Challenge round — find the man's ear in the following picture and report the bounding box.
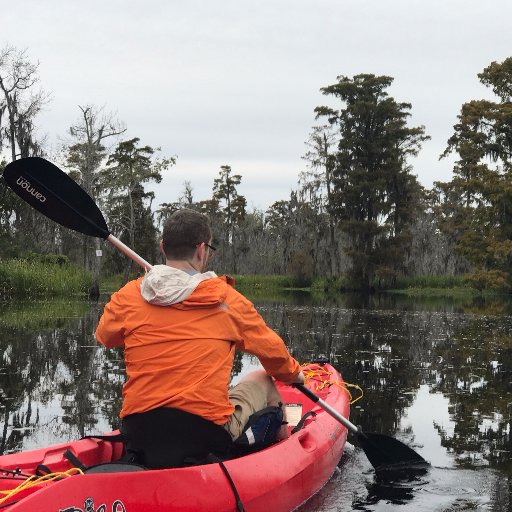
[196,242,206,260]
[159,240,166,257]
[198,242,211,265]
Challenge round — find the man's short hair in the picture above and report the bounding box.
[161,208,212,260]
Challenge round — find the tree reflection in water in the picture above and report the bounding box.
[0,300,124,454]
[0,293,510,510]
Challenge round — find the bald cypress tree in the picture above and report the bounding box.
[212,165,246,274]
[435,57,512,290]
[100,138,173,280]
[315,74,428,290]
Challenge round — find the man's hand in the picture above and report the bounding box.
[290,370,305,385]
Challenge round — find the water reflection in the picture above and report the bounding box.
[0,293,510,510]
[0,300,124,453]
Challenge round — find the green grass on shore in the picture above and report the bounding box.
[232,274,296,290]
[233,274,489,297]
[100,274,126,294]
[392,275,473,297]
[390,275,511,298]
[395,275,468,290]
[388,286,480,298]
[0,259,91,299]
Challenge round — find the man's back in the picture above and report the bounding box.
[96,268,299,424]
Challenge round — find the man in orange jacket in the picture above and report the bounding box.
[96,208,304,468]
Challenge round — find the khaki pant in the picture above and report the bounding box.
[223,381,267,441]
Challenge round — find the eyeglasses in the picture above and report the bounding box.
[196,242,216,259]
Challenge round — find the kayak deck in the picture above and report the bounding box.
[0,363,350,511]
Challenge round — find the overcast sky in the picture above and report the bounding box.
[2,0,511,211]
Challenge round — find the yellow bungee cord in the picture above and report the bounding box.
[301,362,364,404]
[0,467,83,505]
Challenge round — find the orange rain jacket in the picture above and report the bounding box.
[95,266,301,425]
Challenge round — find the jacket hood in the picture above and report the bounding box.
[140,264,219,306]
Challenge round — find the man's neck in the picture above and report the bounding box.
[165,259,201,273]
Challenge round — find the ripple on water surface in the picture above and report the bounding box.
[299,446,503,511]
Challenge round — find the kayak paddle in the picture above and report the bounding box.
[3,157,152,270]
[294,383,429,472]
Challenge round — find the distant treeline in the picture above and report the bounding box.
[1,44,511,292]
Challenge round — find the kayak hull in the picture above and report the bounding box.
[0,364,349,511]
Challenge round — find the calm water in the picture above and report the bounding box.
[0,292,510,511]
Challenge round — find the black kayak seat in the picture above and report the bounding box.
[84,462,147,474]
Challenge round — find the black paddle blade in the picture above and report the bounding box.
[358,432,429,472]
[3,157,110,239]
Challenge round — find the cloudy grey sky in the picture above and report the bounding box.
[3,0,511,211]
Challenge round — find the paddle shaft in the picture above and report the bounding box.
[107,234,153,271]
[293,383,359,435]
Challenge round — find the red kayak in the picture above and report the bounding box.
[0,363,350,511]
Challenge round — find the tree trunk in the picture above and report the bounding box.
[88,238,101,299]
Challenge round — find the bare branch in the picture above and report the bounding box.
[0,45,49,160]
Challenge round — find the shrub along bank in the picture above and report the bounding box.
[0,259,500,301]
[0,258,91,299]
